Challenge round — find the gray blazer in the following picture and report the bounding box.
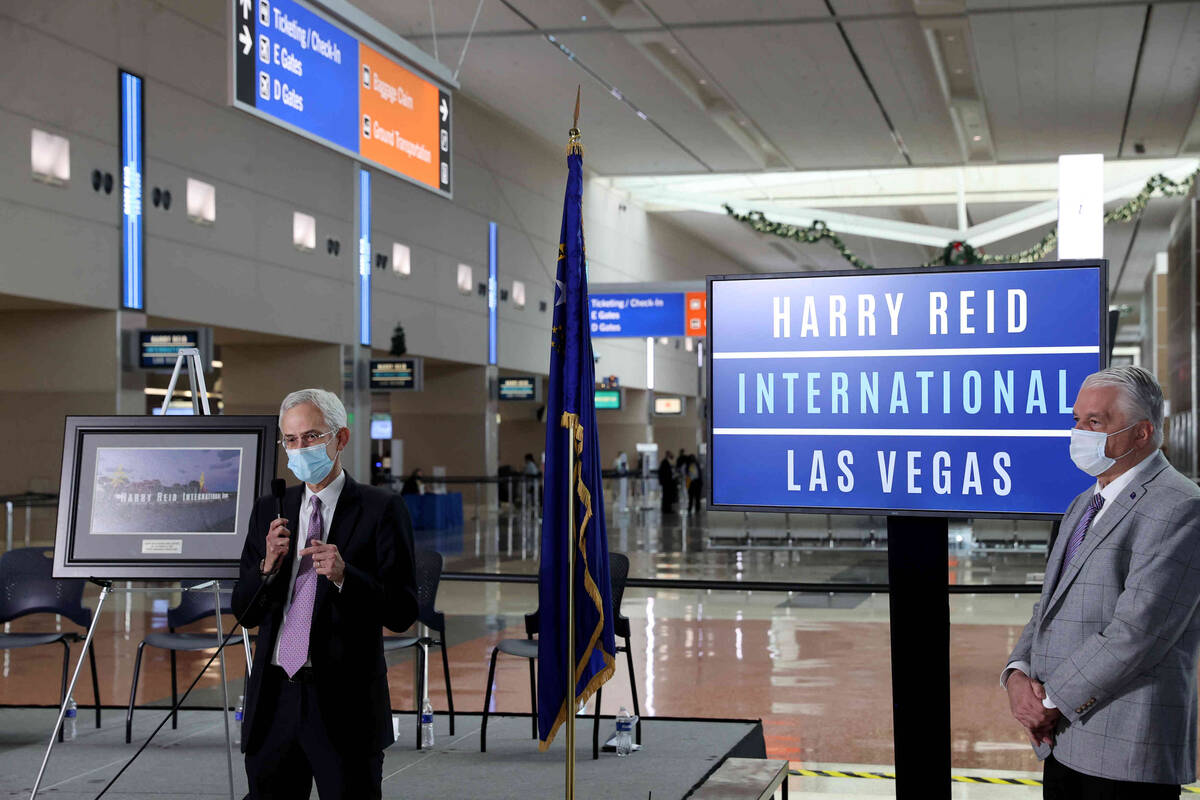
[1007,451,1200,784]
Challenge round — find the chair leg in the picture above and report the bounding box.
[527,656,537,740]
[58,640,69,743]
[624,638,641,744]
[169,649,178,730]
[126,642,147,744]
[481,647,499,753]
[592,686,602,760]
[439,636,455,736]
[88,640,101,728]
[415,644,426,750]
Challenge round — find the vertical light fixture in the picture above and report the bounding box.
[488,221,498,365]
[120,70,144,310]
[646,336,654,390]
[1057,154,1104,259]
[358,169,371,346]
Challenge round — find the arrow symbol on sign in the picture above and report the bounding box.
[240,0,251,19]
[239,25,252,55]
[439,98,448,122]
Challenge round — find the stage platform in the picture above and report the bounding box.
[0,708,766,799]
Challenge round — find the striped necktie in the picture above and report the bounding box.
[1056,492,1104,586]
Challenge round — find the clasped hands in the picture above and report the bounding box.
[262,517,346,585]
[1006,671,1061,747]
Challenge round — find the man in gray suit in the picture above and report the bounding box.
[1004,365,1200,798]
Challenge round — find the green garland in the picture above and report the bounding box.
[725,168,1199,270]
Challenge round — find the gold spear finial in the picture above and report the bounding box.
[568,85,583,155]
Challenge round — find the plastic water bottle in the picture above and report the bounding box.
[63,696,77,741]
[420,698,435,748]
[233,695,244,745]
[615,706,634,757]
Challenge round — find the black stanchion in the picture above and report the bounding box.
[887,515,950,799]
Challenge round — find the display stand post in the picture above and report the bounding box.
[29,580,111,799]
[887,515,950,799]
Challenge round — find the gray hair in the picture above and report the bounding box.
[1081,365,1164,447]
[279,388,348,432]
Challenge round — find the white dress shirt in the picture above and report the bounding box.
[270,469,345,669]
[1002,451,1160,706]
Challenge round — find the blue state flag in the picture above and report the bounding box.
[537,143,616,750]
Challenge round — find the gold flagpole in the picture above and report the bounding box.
[565,84,582,800]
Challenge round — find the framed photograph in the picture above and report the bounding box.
[53,415,277,579]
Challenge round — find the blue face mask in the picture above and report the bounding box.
[287,440,337,485]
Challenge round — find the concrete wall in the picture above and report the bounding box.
[0,1,739,390]
[0,309,119,494]
[0,0,741,497]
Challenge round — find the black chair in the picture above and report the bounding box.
[480,552,635,758]
[383,548,455,747]
[125,580,241,743]
[603,552,641,745]
[0,547,101,741]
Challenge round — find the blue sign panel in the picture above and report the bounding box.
[589,292,684,338]
[120,71,144,310]
[708,263,1106,517]
[244,0,359,151]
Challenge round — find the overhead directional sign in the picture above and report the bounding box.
[708,262,1106,517]
[232,0,451,196]
[589,291,707,338]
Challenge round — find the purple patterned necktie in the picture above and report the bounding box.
[1055,492,1104,586]
[277,496,322,677]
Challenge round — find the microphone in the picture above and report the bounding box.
[271,478,287,519]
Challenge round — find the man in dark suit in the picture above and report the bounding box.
[234,388,417,799]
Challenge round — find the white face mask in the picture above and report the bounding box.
[1068,423,1137,477]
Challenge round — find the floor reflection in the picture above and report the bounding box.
[0,503,1061,775]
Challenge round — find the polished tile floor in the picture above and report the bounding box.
[2,503,1191,796]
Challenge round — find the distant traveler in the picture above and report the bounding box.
[613,450,629,511]
[233,388,418,799]
[1002,366,1200,798]
[685,457,703,515]
[523,453,540,506]
[400,468,424,496]
[658,450,678,513]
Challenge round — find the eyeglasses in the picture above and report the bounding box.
[278,430,335,450]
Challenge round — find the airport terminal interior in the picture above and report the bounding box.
[3,0,1200,797]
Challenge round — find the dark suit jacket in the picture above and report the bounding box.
[232,473,418,755]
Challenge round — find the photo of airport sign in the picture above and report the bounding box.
[232,0,451,196]
[707,261,1106,517]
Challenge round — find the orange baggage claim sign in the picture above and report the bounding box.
[359,43,448,193]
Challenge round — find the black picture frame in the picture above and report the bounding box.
[705,259,1108,520]
[52,415,277,579]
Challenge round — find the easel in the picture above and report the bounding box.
[30,349,244,800]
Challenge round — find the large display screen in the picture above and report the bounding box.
[707,261,1106,517]
[232,0,451,197]
[53,416,277,579]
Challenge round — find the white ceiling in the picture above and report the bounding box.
[346,0,1200,338]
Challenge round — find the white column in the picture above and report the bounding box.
[1057,154,1104,259]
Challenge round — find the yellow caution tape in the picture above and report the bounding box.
[789,768,1200,791]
